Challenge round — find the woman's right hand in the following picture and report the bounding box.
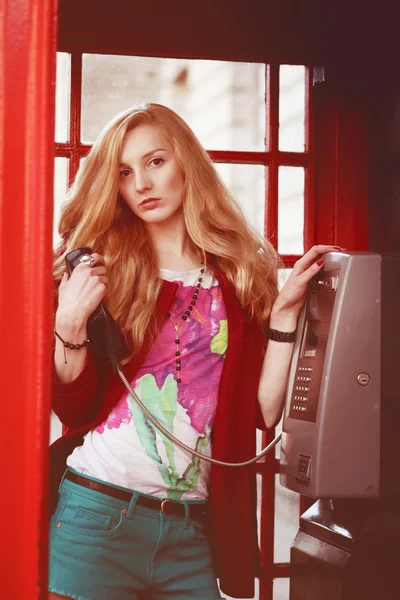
[56,253,108,330]
[54,253,108,382]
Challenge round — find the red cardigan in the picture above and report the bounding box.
[50,267,267,598]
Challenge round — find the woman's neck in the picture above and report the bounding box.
[157,249,203,271]
[145,218,202,271]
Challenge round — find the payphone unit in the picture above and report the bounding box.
[280,251,400,499]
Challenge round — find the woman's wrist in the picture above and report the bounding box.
[55,310,88,340]
[269,306,298,332]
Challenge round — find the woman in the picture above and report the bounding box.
[49,103,340,599]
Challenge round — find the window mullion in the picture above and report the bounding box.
[258,62,281,600]
[69,51,83,186]
[210,150,270,165]
[54,145,73,157]
[265,63,279,250]
[259,431,277,600]
[209,150,309,167]
[304,66,316,252]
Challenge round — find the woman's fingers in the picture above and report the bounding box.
[70,264,108,289]
[89,265,107,277]
[274,247,343,316]
[57,253,108,322]
[292,245,342,274]
[67,255,106,277]
[92,275,108,287]
[59,271,69,286]
[89,252,105,267]
[296,256,325,286]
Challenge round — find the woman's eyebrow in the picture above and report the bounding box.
[119,148,168,167]
[143,148,168,158]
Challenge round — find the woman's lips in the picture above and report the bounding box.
[140,198,161,210]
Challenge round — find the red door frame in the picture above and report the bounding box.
[0,1,58,598]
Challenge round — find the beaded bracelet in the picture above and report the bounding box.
[54,330,90,364]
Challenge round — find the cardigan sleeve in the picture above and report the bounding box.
[52,353,100,429]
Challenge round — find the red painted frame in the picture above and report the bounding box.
[1,1,58,598]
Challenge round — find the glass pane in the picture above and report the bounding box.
[274,473,299,563]
[81,54,265,151]
[278,167,304,255]
[215,163,265,236]
[276,266,294,458]
[278,268,292,292]
[256,428,263,453]
[274,577,290,600]
[275,418,283,460]
[53,157,69,247]
[50,412,62,444]
[279,65,305,152]
[274,259,290,453]
[51,157,69,442]
[55,52,70,143]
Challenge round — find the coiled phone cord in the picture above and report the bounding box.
[117,366,282,467]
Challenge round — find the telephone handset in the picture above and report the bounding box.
[65,247,281,467]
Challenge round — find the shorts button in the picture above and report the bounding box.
[122,509,127,515]
[57,522,61,528]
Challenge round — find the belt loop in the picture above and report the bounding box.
[183,502,190,528]
[58,467,70,494]
[125,490,139,520]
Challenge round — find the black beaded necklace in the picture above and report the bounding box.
[167,265,205,384]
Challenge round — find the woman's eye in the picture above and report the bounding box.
[119,169,131,179]
[150,158,164,167]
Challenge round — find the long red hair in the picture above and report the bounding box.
[53,104,280,361]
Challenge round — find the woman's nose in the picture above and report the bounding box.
[135,170,152,194]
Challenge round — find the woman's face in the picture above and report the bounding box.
[118,124,185,226]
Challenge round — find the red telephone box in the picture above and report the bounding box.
[4,2,396,599]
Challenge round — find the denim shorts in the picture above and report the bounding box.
[49,468,224,600]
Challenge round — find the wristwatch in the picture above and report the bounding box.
[268,327,296,343]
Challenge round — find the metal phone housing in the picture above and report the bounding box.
[279,251,400,499]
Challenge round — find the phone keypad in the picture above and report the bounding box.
[291,366,314,414]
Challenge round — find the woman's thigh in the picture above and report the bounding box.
[48,482,146,600]
[49,476,221,599]
[150,514,223,600]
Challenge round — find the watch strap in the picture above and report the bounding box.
[268,327,296,343]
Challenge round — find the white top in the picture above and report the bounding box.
[67,266,228,500]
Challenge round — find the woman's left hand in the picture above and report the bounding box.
[270,245,343,329]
